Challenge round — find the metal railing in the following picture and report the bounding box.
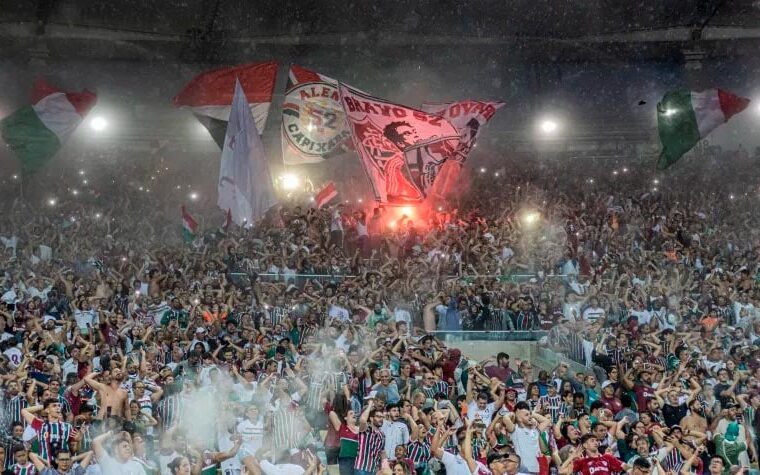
[428,330,548,342]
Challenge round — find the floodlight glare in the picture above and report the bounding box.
[90,116,108,131]
[281,174,301,190]
[540,119,558,134]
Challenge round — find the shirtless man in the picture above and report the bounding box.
[680,398,708,435]
[84,369,131,420]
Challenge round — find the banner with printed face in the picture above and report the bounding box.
[338,84,459,205]
[281,65,353,165]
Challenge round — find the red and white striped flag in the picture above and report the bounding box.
[181,205,198,242]
[314,182,338,209]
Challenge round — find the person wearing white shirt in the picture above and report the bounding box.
[582,298,606,323]
[381,403,411,458]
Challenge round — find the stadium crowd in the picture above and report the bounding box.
[1,153,760,475]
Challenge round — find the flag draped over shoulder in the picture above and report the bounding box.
[338,84,459,205]
[173,61,278,148]
[281,65,353,165]
[657,88,749,170]
[218,79,278,226]
[1,78,96,173]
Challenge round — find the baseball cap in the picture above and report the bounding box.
[364,390,378,400]
[601,380,613,389]
[195,327,206,334]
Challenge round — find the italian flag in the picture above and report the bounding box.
[181,206,198,242]
[657,88,750,169]
[0,78,96,173]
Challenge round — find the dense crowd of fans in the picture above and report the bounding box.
[2,152,760,475]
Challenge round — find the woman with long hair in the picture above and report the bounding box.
[328,398,359,475]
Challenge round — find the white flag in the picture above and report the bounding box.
[218,79,278,225]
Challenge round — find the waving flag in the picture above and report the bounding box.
[657,89,749,169]
[1,78,96,173]
[218,79,278,225]
[281,65,353,165]
[173,61,278,148]
[421,100,504,164]
[339,84,459,205]
[314,182,338,208]
[181,206,198,242]
[420,100,504,199]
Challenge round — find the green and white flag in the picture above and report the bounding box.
[657,88,749,170]
[1,78,96,173]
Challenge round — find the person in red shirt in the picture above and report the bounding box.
[599,381,622,415]
[560,434,630,475]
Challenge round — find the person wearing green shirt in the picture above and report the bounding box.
[367,304,389,329]
[713,422,747,475]
[160,298,189,329]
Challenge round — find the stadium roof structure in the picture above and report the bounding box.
[1,0,760,63]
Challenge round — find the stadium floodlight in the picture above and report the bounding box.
[281,174,300,190]
[189,192,199,201]
[539,118,559,134]
[522,211,540,226]
[89,116,108,131]
[47,198,57,206]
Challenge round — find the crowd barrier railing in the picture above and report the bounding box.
[427,330,548,342]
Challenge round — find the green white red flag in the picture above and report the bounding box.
[0,78,96,173]
[657,89,750,169]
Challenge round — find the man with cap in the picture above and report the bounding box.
[189,327,210,352]
[599,380,622,415]
[487,452,523,475]
[622,361,656,412]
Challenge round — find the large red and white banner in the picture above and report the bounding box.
[421,100,504,164]
[421,100,504,199]
[339,84,459,205]
[281,65,353,165]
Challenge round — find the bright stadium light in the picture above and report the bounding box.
[89,116,108,131]
[522,211,540,226]
[71,189,79,196]
[281,174,300,190]
[47,198,57,207]
[539,119,559,134]
[189,192,199,201]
